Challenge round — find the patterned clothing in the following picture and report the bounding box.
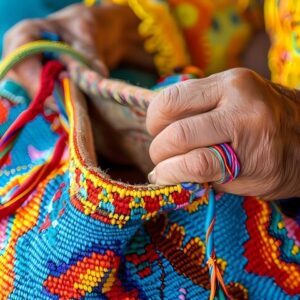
[109,0,262,75]
[265,0,300,88]
[108,0,300,90]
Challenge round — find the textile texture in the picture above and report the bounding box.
[0,57,299,300]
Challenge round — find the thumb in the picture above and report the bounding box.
[148,148,222,185]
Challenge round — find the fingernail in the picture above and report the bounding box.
[148,170,157,184]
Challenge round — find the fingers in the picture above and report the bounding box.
[148,148,222,185]
[3,19,57,96]
[3,19,55,56]
[48,7,108,75]
[146,74,224,136]
[149,111,231,164]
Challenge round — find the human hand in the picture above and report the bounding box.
[3,3,153,96]
[146,68,300,199]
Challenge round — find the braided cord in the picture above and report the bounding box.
[0,40,154,111]
[68,60,153,111]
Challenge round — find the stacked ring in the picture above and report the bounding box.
[208,143,241,184]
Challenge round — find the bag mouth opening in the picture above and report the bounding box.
[68,77,174,190]
[67,74,207,227]
[86,92,150,185]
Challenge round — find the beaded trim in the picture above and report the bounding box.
[0,164,33,177]
[64,78,207,228]
[0,41,299,300]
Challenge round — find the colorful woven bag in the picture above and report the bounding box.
[0,41,299,300]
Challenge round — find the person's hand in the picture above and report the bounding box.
[146,68,300,200]
[3,3,154,96]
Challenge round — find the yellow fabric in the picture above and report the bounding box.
[111,0,190,75]
[265,0,300,88]
[91,0,300,87]
[169,0,261,74]
[110,0,261,75]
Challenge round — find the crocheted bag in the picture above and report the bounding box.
[0,41,299,300]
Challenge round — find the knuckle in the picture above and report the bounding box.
[259,176,282,199]
[4,21,29,42]
[3,20,32,51]
[258,104,272,121]
[147,85,185,135]
[229,67,255,79]
[228,68,258,88]
[198,87,209,103]
[159,84,184,116]
[180,155,191,175]
[196,152,212,177]
[198,81,216,102]
[186,151,212,180]
[169,120,191,147]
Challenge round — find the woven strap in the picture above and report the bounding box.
[0,41,86,218]
[0,40,153,112]
[0,41,89,79]
[0,60,67,218]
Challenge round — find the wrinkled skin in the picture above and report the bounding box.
[3,3,300,200]
[3,3,153,96]
[147,68,300,200]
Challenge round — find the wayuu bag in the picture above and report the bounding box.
[0,41,299,300]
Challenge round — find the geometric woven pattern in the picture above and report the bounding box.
[0,70,299,299]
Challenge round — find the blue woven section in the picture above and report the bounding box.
[0,87,300,299]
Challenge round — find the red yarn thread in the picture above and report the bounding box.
[0,61,65,219]
[0,61,64,167]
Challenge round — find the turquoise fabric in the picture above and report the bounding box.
[0,0,80,57]
[0,72,300,299]
[0,79,30,104]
